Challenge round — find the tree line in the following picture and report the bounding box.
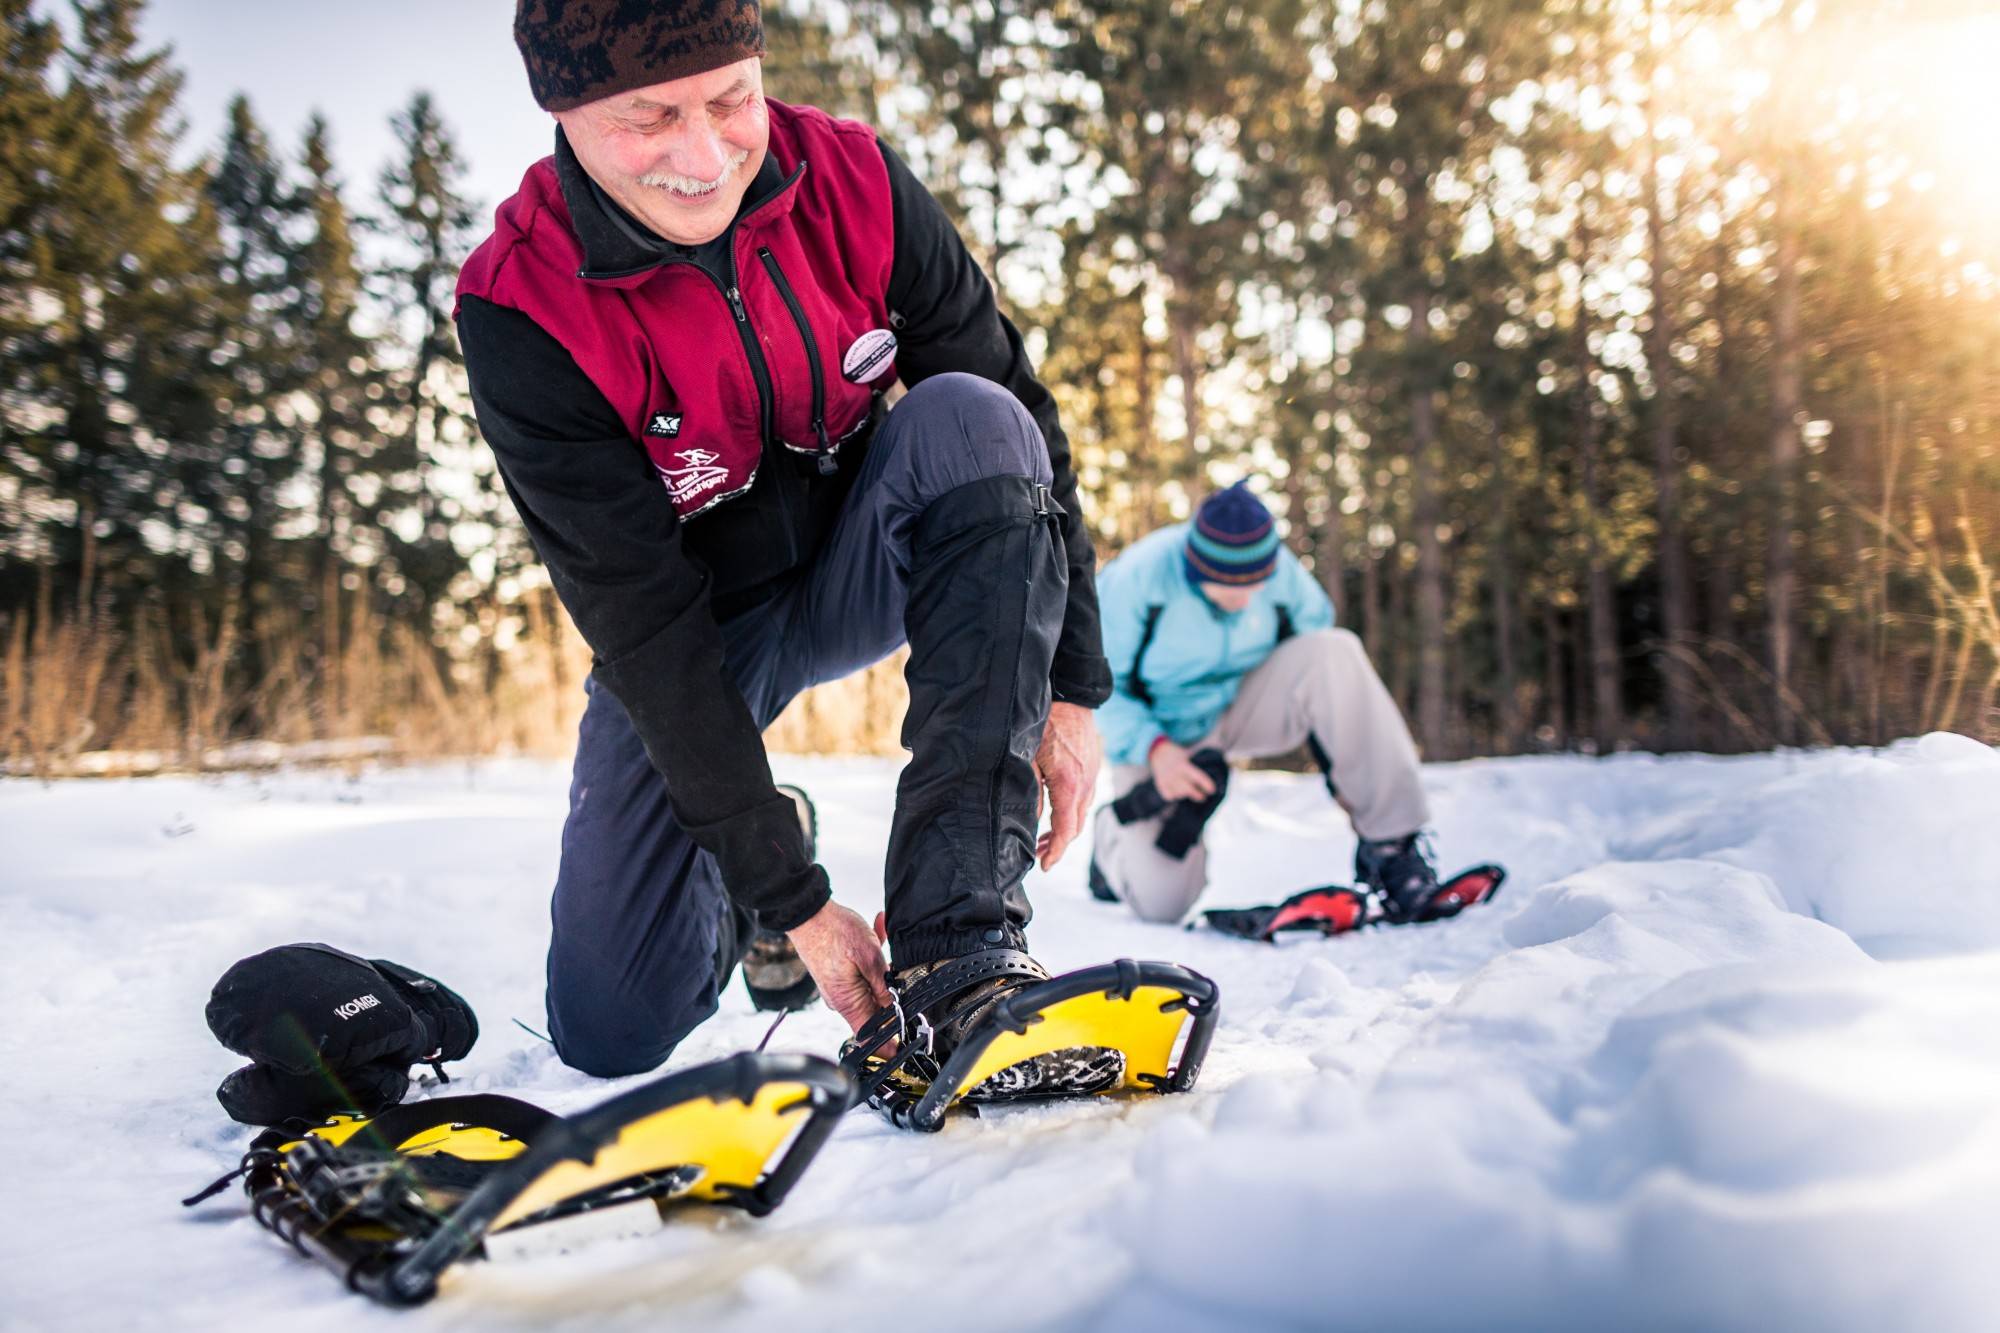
[828,0,1999,754]
[2,0,1995,769]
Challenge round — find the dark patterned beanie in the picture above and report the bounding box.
[515,0,767,113]
[1185,481,1280,586]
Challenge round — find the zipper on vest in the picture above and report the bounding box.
[757,246,835,475]
[721,278,777,452]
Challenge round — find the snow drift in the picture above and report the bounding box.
[4,735,1998,1331]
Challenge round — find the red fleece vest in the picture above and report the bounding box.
[456,101,898,518]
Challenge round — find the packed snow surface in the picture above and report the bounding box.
[5,735,2000,1331]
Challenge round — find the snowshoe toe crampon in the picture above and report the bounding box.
[839,948,1218,1132]
[183,1052,850,1305]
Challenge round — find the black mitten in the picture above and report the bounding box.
[205,943,478,1126]
[215,1058,413,1127]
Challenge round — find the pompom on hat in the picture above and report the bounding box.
[1184,481,1280,586]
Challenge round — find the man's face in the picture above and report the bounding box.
[554,58,770,246]
[1199,580,1267,614]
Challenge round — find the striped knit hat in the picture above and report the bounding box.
[1185,481,1280,586]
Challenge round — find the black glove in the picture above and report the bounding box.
[205,943,478,1127]
[1108,748,1231,861]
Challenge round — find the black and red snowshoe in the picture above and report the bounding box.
[1199,865,1507,942]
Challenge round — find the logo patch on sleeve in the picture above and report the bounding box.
[645,411,683,438]
[841,329,897,384]
[658,448,729,506]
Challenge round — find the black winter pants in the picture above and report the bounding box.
[546,374,1062,1076]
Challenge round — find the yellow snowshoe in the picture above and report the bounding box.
[840,950,1218,1132]
[182,1051,850,1305]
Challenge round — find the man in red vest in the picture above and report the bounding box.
[458,2,1110,1077]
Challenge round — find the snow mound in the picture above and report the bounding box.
[1618,732,2000,954]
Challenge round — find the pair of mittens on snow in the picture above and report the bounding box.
[205,943,478,1127]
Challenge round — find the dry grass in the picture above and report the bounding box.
[1,562,909,778]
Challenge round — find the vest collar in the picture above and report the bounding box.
[555,126,802,287]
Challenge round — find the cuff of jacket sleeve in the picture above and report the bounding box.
[754,864,833,934]
[1051,653,1113,708]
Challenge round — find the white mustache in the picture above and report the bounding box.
[640,149,750,198]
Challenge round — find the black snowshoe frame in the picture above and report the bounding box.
[190,1051,851,1306]
[842,951,1219,1133]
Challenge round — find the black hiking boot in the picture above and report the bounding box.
[877,949,1125,1102]
[743,785,821,1013]
[1355,832,1442,924]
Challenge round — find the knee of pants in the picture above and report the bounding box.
[1295,626,1366,662]
[886,372,1050,494]
[1126,880,1204,925]
[546,957,715,1079]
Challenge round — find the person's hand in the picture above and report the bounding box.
[1034,701,1101,870]
[1148,739,1217,803]
[787,900,891,1034]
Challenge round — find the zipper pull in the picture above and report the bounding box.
[813,419,834,472]
[726,287,748,322]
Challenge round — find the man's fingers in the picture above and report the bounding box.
[1041,787,1082,868]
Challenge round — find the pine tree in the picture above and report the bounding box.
[369,91,483,617]
[32,0,225,593]
[0,0,63,582]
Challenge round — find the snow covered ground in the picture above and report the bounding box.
[5,734,2000,1331]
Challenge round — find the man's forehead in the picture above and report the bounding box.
[604,61,760,114]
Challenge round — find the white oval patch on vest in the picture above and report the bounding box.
[842,328,897,383]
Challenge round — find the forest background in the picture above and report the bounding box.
[4,0,1996,777]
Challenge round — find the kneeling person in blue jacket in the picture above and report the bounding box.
[1089,481,1437,923]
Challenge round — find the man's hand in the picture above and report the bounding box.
[1148,739,1217,803]
[787,900,891,1034]
[1035,700,1101,871]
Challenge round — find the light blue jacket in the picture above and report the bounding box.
[1094,522,1336,767]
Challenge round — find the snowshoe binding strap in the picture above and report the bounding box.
[838,948,1052,1114]
[842,954,1220,1133]
[1201,885,1371,941]
[187,1051,852,1306]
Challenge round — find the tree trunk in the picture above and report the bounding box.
[1487,416,1521,752]
[1643,2,1697,749]
[1575,222,1623,751]
[1169,289,1203,460]
[1361,480,1384,660]
[1133,286,1159,534]
[1767,164,1803,746]
[1410,287,1448,758]
[1543,602,1568,749]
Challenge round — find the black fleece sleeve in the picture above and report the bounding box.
[877,140,1114,708]
[456,294,829,931]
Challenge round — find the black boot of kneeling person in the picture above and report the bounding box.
[1355,831,1441,924]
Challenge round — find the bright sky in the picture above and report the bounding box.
[139,0,555,223]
